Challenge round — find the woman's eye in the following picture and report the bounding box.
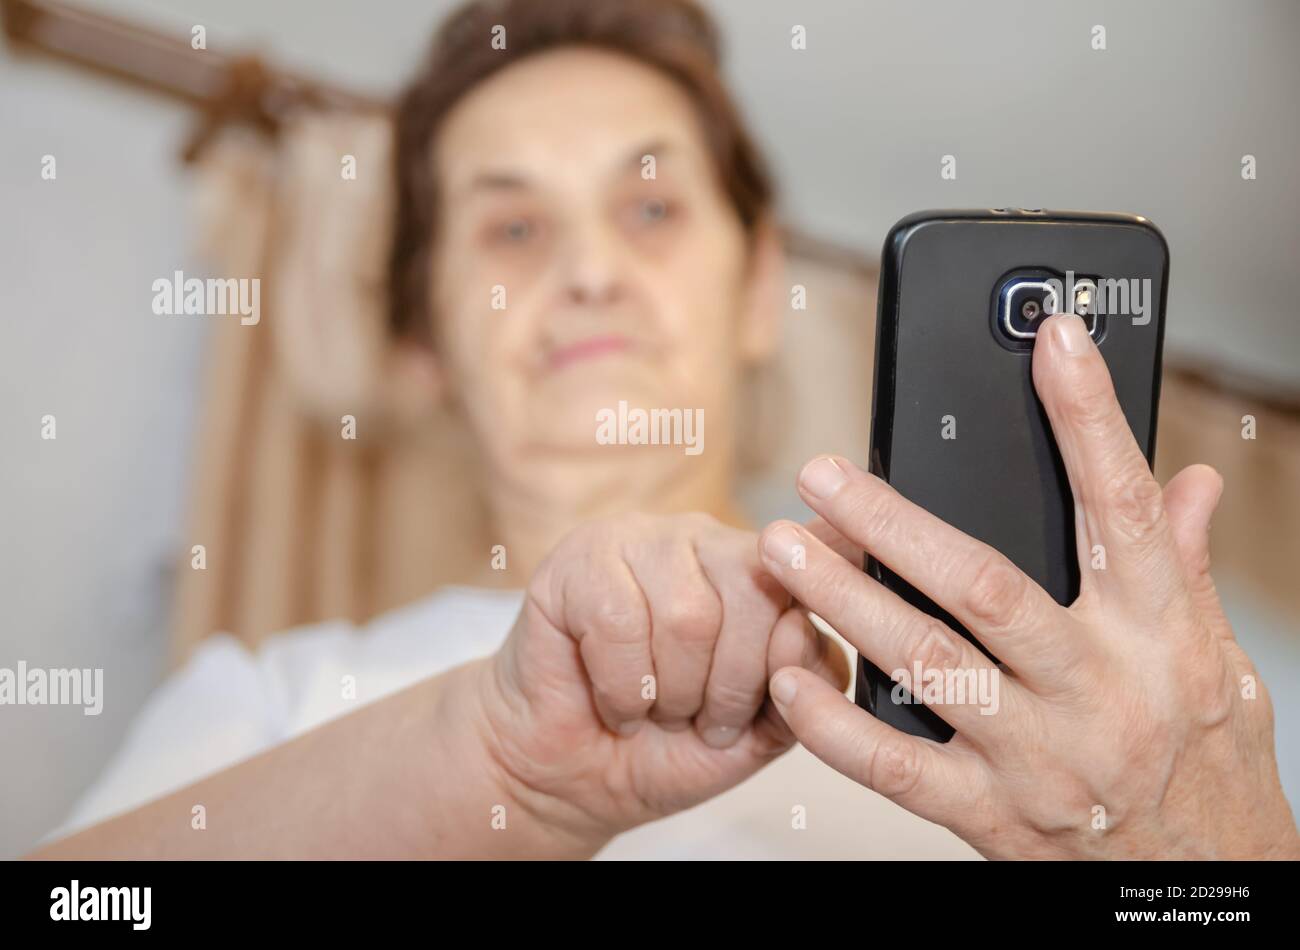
[638,198,671,224]
[501,218,533,242]
[622,196,676,231]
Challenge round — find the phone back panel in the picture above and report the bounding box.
[857,210,1169,741]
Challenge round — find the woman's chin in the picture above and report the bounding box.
[514,404,701,458]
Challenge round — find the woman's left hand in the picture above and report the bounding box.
[759,312,1300,860]
[471,512,849,856]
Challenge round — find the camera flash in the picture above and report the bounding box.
[1073,280,1097,317]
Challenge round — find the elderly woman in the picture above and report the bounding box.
[34,0,1298,860]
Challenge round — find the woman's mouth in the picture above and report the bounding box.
[547,334,633,371]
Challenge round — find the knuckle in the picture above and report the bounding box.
[592,677,644,715]
[964,553,1029,631]
[844,482,899,544]
[705,676,764,719]
[909,620,964,673]
[1181,635,1236,727]
[1197,684,1235,731]
[800,557,846,607]
[1104,470,1167,544]
[867,735,925,799]
[660,588,721,645]
[1188,544,1214,580]
[1060,373,1121,434]
[590,593,650,646]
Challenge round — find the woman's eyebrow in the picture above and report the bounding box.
[464,170,532,193]
[443,169,533,211]
[452,137,683,201]
[623,138,673,170]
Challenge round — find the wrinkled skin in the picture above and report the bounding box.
[761,313,1299,860]
[475,513,849,849]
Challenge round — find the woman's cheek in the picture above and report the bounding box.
[474,227,555,293]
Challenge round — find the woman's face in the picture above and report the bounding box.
[429,46,778,473]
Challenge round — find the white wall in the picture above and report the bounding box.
[723,0,1300,384]
[0,46,208,855]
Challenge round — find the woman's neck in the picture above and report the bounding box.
[478,449,746,585]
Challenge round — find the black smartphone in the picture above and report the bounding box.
[855,208,1169,741]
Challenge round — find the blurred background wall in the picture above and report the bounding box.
[2,0,1298,857]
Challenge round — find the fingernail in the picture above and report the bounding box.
[700,724,740,749]
[1054,313,1089,355]
[799,456,849,499]
[619,719,643,737]
[770,672,798,707]
[761,522,802,566]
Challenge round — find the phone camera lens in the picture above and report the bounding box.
[998,279,1059,341]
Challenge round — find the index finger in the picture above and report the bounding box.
[790,457,1084,690]
[1032,313,1183,611]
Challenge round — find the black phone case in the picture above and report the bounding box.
[856,209,1169,741]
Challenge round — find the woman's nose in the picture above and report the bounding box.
[560,221,625,306]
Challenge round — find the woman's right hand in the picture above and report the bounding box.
[757,315,1300,860]
[468,512,850,856]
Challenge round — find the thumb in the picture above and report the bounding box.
[1162,464,1226,620]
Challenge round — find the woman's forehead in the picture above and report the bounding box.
[434,48,716,198]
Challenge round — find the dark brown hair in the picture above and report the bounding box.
[388,0,775,339]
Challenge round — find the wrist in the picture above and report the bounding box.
[429,657,610,859]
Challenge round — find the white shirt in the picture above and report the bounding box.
[57,586,977,860]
